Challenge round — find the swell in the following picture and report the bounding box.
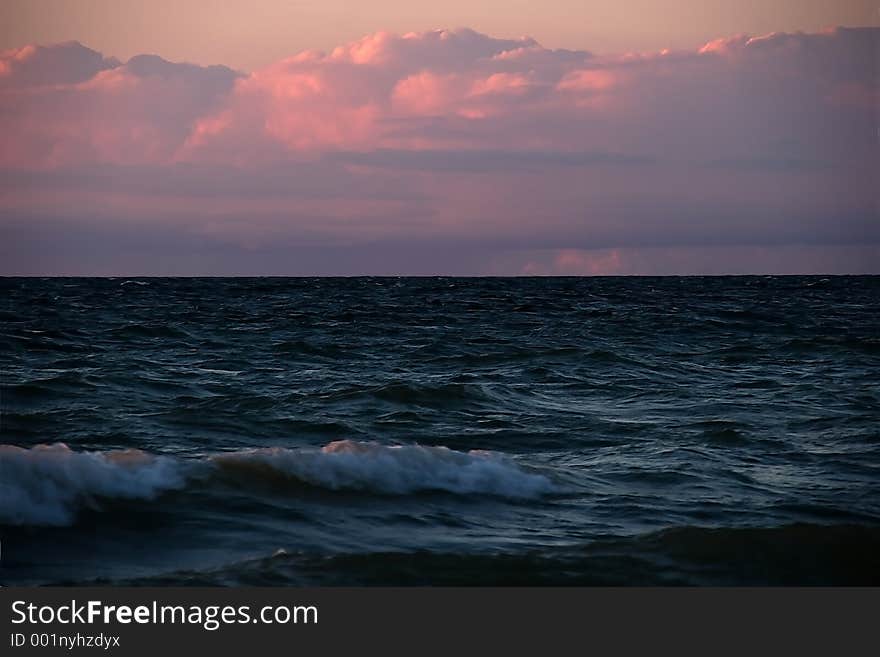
[82,523,880,587]
[0,440,557,527]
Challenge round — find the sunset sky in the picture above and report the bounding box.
[0,1,876,275]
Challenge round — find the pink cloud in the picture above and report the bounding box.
[520,249,624,276]
[0,27,876,274]
[504,245,880,277]
[3,27,874,165]
[0,41,119,87]
[0,43,238,167]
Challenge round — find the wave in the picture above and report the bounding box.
[0,440,556,527]
[84,523,880,586]
[211,440,554,497]
[0,443,186,526]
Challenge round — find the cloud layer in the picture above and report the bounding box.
[0,27,876,274]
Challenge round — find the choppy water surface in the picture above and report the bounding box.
[1,276,878,585]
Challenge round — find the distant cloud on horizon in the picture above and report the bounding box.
[0,27,877,275]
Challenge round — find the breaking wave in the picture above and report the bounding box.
[0,440,556,526]
[0,443,186,526]
[210,440,555,497]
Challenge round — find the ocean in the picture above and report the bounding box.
[1,276,878,585]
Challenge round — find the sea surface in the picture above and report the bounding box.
[1,276,878,585]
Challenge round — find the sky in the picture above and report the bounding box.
[2,1,875,71]
[0,1,877,275]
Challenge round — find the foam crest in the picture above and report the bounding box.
[0,443,186,526]
[211,439,556,498]
[1,440,556,526]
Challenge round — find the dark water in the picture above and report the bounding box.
[1,276,878,586]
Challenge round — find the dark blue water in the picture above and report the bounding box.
[1,277,879,585]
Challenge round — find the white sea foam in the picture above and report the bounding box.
[211,439,556,498]
[1,440,556,526]
[0,443,186,526]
